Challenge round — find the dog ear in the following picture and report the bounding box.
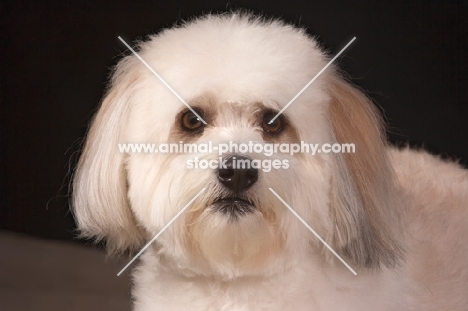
[73,58,144,254]
[327,74,404,268]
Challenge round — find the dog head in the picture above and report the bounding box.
[73,13,403,278]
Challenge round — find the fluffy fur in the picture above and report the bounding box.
[73,13,468,310]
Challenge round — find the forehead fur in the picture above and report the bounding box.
[123,13,332,144]
[137,14,328,104]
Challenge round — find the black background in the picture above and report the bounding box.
[1,0,467,241]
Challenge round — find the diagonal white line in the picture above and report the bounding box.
[117,36,207,124]
[268,188,357,275]
[117,188,206,276]
[269,37,356,124]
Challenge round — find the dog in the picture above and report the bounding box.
[73,13,468,310]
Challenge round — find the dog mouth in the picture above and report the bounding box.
[211,197,256,219]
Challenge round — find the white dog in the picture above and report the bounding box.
[73,13,468,310]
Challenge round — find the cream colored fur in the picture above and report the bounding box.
[73,13,468,310]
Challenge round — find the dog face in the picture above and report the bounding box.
[73,14,403,278]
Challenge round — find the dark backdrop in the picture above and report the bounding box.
[1,0,467,240]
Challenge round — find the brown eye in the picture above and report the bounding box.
[262,111,284,135]
[181,110,204,131]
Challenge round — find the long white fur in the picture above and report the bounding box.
[73,13,468,310]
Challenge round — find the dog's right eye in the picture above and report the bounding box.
[262,111,285,135]
[181,110,204,132]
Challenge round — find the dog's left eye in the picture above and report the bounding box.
[181,110,204,131]
[262,112,284,135]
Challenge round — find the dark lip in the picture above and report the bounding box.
[212,197,255,219]
[214,197,252,204]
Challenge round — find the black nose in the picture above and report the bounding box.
[217,155,258,193]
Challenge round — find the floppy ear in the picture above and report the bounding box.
[73,58,144,254]
[327,74,404,268]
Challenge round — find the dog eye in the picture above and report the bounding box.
[181,110,204,131]
[262,112,284,135]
